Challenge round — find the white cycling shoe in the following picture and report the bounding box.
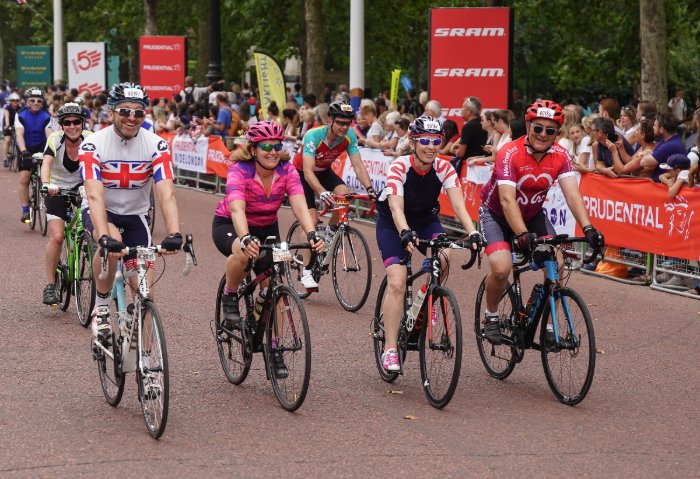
[300,270,319,290]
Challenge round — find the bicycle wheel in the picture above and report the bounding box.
[215,275,252,385]
[266,285,311,411]
[284,220,312,299]
[474,275,518,380]
[147,188,156,233]
[331,226,372,312]
[29,178,38,230]
[76,233,96,327]
[95,300,125,406]
[8,140,18,172]
[540,287,596,406]
[418,286,462,408]
[138,300,169,439]
[54,241,72,311]
[39,193,48,236]
[372,277,400,383]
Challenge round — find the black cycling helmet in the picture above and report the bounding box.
[58,102,86,121]
[107,82,150,108]
[408,115,444,138]
[25,87,43,100]
[328,101,355,120]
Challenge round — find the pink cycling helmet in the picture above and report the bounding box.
[245,121,285,143]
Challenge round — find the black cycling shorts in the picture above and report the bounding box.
[297,168,346,209]
[478,206,555,255]
[19,145,43,172]
[211,215,279,275]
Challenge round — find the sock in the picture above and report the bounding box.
[303,268,312,276]
[271,337,278,349]
[22,205,29,213]
[95,290,110,308]
[224,286,237,296]
[485,309,497,317]
[385,345,397,353]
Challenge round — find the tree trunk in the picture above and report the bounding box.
[0,32,4,82]
[304,0,324,96]
[129,38,140,83]
[144,0,158,36]
[640,0,667,112]
[197,0,209,83]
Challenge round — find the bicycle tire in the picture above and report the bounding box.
[266,285,311,412]
[372,276,400,383]
[57,241,71,311]
[96,299,125,406]
[29,177,38,230]
[331,226,372,312]
[215,275,252,385]
[147,188,156,233]
[474,275,517,380]
[284,220,312,299]
[540,287,596,406]
[39,193,48,236]
[419,285,462,409]
[8,139,18,172]
[138,300,169,439]
[76,233,96,327]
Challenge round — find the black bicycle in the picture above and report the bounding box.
[371,233,479,408]
[214,237,316,411]
[28,153,47,235]
[6,126,19,172]
[474,235,603,405]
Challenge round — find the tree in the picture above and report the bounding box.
[144,0,158,35]
[304,0,324,96]
[640,0,668,112]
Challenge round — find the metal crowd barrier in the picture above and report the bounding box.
[651,255,700,299]
[579,245,652,285]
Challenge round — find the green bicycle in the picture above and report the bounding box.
[42,186,96,326]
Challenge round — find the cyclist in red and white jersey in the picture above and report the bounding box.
[79,82,183,346]
[479,100,604,345]
[292,100,376,289]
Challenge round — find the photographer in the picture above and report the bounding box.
[590,117,635,178]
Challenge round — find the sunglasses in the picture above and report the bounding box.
[532,124,558,136]
[416,137,443,146]
[334,120,352,127]
[28,98,42,104]
[115,108,146,118]
[60,119,83,126]
[257,143,284,152]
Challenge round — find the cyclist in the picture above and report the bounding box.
[375,115,484,372]
[213,121,323,378]
[15,88,52,223]
[41,103,92,305]
[79,82,183,346]
[479,99,604,345]
[3,92,21,168]
[292,100,377,290]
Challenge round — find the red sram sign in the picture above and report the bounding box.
[139,36,186,100]
[429,8,512,127]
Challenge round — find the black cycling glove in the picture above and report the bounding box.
[366,185,377,201]
[513,232,537,256]
[400,229,418,249]
[467,231,485,252]
[162,232,183,251]
[99,235,125,254]
[307,230,322,244]
[583,225,604,250]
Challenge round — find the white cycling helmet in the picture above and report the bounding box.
[8,93,20,101]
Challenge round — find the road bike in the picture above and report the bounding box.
[474,235,603,405]
[214,237,316,411]
[371,234,478,408]
[6,126,19,172]
[41,186,95,326]
[28,153,47,235]
[286,193,374,312]
[92,234,197,439]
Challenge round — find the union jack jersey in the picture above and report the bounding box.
[79,126,173,215]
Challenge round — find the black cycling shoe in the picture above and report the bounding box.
[222,293,241,330]
[42,283,59,305]
[483,315,503,345]
[20,211,30,224]
[270,349,289,379]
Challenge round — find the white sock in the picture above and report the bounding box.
[303,268,312,276]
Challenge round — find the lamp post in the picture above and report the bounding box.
[205,0,223,84]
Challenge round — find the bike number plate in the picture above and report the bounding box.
[142,251,156,262]
[273,248,292,263]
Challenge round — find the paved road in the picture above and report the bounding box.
[0,169,698,478]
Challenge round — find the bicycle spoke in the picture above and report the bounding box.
[332,227,372,312]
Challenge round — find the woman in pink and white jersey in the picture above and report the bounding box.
[211,121,324,333]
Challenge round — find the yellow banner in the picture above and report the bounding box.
[390,69,401,107]
[253,52,287,121]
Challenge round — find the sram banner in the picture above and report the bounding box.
[140,36,186,99]
[429,7,512,127]
[579,175,700,261]
[67,42,105,96]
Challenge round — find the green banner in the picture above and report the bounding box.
[17,45,52,88]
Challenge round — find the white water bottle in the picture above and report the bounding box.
[407,284,428,324]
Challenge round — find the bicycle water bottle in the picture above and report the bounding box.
[525,284,543,318]
[407,284,428,326]
[253,287,268,321]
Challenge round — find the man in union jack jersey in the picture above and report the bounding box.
[79,82,183,345]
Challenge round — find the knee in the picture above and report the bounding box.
[489,260,511,282]
[386,276,406,296]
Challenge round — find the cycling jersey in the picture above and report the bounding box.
[480,136,575,221]
[214,160,304,227]
[376,155,460,224]
[14,108,51,149]
[3,104,19,134]
[43,130,92,188]
[292,125,360,171]
[78,126,173,216]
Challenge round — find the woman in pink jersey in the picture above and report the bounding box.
[212,121,324,335]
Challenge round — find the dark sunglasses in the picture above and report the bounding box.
[416,137,443,146]
[60,119,83,126]
[334,120,352,127]
[116,108,146,118]
[257,143,284,152]
[28,98,42,104]
[532,124,558,136]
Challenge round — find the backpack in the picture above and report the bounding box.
[223,106,240,137]
[407,100,423,117]
[183,87,195,105]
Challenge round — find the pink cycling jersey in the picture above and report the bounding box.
[480,136,575,221]
[214,160,304,227]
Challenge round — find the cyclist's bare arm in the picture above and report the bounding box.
[347,152,372,190]
[154,178,180,236]
[83,178,111,239]
[498,184,528,234]
[40,154,53,183]
[302,153,326,196]
[14,119,26,151]
[388,194,416,254]
[445,187,477,235]
[558,175,593,228]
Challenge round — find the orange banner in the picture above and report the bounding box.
[158,132,231,178]
[439,161,485,220]
[579,174,700,261]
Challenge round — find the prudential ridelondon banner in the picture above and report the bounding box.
[67,42,106,96]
